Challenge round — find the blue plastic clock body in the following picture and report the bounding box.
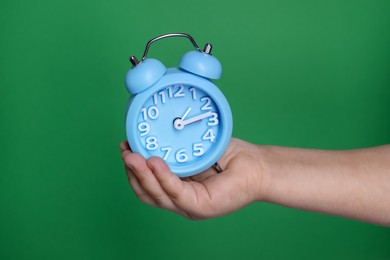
[125,36,233,177]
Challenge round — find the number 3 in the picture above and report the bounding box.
[207,113,219,126]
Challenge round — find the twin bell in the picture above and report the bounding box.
[125,41,222,95]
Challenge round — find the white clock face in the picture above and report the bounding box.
[136,84,221,167]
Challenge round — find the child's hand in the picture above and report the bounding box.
[120,138,268,220]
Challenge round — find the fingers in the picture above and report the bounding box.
[119,141,210,218]
[126,168,157,206]
[147,157,186,201]
[121,144,158,206]
[147,158,205,218]
[121,149,131,160]
[149,158,205,214]
[121,148,155,205]
[123,152,183,213]
[119,141,130,152]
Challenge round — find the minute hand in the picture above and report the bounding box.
[181,111,213,126]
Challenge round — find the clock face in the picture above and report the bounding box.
[135,84,221,170]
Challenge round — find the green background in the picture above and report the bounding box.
[1,0,389,259]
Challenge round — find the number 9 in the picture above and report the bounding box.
[138,122,150,136]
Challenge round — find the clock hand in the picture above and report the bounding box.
[181,111,213,126]
[173,111,213,130]
[181,107,191,120]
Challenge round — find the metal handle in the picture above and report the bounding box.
[130,33,212,66]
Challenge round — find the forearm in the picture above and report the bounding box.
[258,144,390,226]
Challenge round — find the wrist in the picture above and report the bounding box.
[225,138,275,204]
[252,145,275,203]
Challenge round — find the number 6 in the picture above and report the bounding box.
[175,149,188,163]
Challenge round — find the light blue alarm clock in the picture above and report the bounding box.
[125,33,232,177]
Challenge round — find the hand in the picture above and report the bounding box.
[120,139,390,225]
[120,138,269,220]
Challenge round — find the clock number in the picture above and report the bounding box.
[189,87,197,100]
[145,136,159,150]
[200,97,212,110]
[193,143,205,157]
[166,85,185,98]
[141,108,147,120]
[202,129,216,142]
[153,91,166,105]
[175,149,188,163]
[137,122,150,136]
[173,85,185,98]
[153,93,158,105]
[160,147,172,161]
[148,106,159,119]
[166,86,173,98]
[141,106,159,120]
[159,91,166,104]
[208,112,219,126]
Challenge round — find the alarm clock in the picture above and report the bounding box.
[125,33,232,177]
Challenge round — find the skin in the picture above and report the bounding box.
[120,138,390,226]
